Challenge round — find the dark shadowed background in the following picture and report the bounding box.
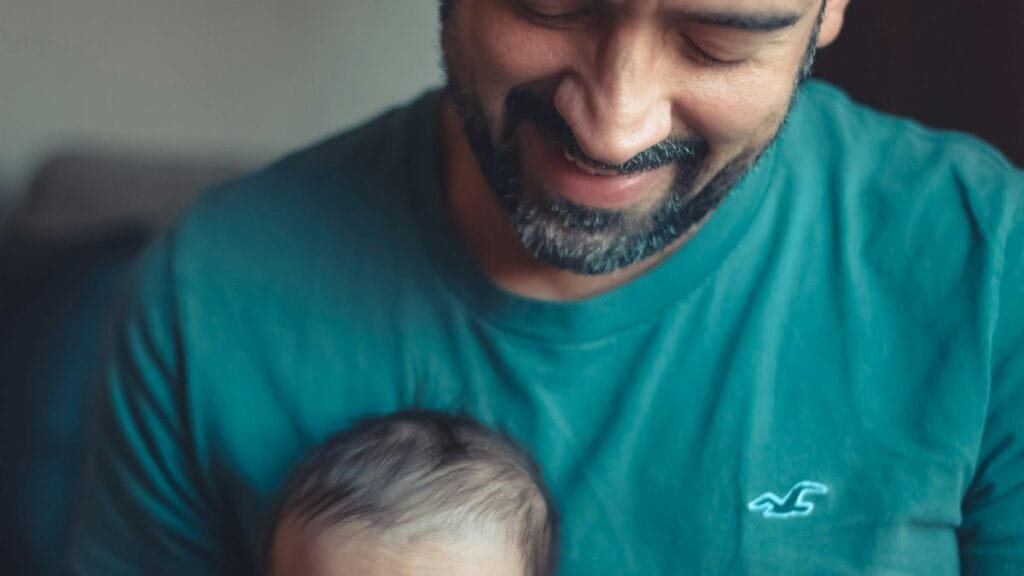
[815,0,1023,166]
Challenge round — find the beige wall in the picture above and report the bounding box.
[0,1,443,205]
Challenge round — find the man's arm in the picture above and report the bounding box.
[68,236,227,574]
[958,174,1024,575]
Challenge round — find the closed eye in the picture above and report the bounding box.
[513,0,595,27]
[681,35,746,67]
[679,25,773,67]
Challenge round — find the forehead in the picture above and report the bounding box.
[593,0,816,9]
[516,0,820,19]
[274,523,525,576]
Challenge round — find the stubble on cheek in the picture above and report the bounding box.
[694,85,793,179]
[447,4,576,136]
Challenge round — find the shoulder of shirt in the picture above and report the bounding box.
[789,80,1023,249]
[191,89,437,228]
[123,90,443,311]
[161,90,440,267]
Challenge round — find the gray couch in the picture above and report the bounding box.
[0,148,251,575]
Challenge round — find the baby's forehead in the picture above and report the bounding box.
[274,520,524,576]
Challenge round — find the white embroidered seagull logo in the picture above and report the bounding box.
[748,481,829,519]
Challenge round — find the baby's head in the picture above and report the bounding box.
[269,410,558,576]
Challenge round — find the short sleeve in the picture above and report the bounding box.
[959,174,1024,575]
[67,235,228,575]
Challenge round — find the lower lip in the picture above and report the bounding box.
[520,124,672,211]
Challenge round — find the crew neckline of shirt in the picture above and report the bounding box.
[408,90,778,344]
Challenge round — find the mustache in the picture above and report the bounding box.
[504,87,709,176]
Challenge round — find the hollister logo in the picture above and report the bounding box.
[748,481,829,519]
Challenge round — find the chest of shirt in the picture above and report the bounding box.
[193,240,987,575]
[433,316,974,575]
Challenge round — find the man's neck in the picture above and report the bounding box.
[440,98,687,302]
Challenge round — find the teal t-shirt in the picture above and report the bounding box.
[69,81,1024,575]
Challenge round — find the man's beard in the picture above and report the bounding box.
[441,4,824,276]
[446,85,763,276]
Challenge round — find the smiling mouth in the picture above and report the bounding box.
[561,149,621,177]
[534,119,628,177]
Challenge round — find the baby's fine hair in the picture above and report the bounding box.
[275,409,558,576]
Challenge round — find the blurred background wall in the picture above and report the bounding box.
[0,0,444,213]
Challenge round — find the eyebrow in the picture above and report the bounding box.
[666,10,805,32]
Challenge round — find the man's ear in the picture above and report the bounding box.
[816,0,851,48]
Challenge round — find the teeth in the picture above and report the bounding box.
[563,150,617,176]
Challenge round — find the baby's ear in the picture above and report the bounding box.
[817,0,851,48]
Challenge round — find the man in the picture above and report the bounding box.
[70,1,1023,574]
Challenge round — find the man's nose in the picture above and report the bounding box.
[553,22,673,166]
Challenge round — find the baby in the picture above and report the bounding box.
[268,410,558,576]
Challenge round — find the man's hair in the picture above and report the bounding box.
[274,410,558,576]
[439,0,455,23]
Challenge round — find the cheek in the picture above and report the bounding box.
[673,68,795,154]
[669,33,808,153]
[460,8,575,117]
